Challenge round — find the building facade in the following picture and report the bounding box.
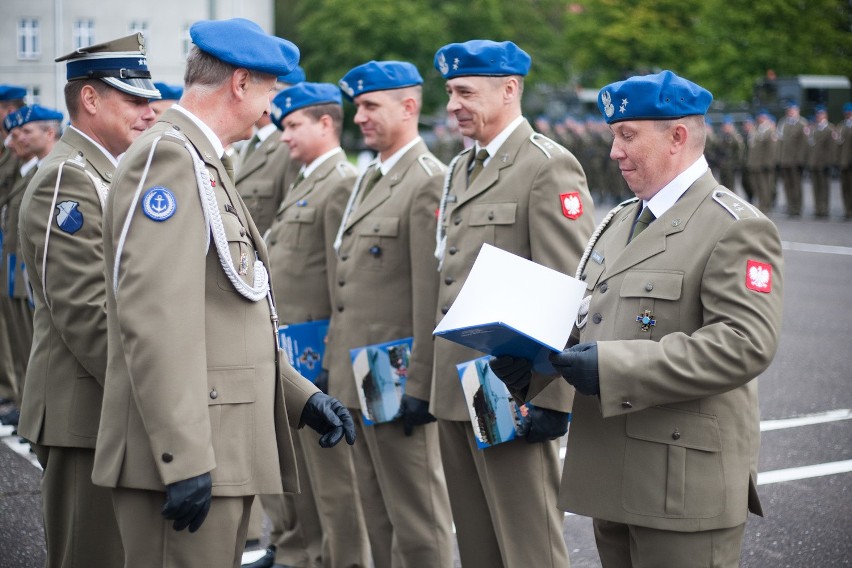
[1,0,274,114]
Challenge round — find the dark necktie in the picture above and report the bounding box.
[292,170,305,190]
[243,134,260,162]
[221,153,235,184]
[361,166,383,200]
[629,206,655,243]
[467,148,489,186]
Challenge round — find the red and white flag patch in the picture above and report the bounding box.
[560,192,583,219]
[746,260,772,293]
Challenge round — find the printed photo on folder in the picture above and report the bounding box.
[433,243,586,374]
[457,356,527,449]
[278,320,329,383]
[350,337,412,425]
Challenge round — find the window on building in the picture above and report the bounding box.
[17,18,40,60]
[73,19,96,50]
[29,86,41,105]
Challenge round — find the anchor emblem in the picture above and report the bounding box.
[142,187,177,221]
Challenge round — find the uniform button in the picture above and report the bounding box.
[270,240,277,246]
[253,188,259,194]
[239,227,247,236]
[621,402,632,409]
[598,282,608,293]
[209,389,218,400]
[441,306,449,315]
[487,212,495,220]
[672,429,681,440]
[373,225,380,233]
[345,228,352,236]
[453,216,462,225]
[337,305,344,312]
[592,313,602,324]
[162,452,174,463]
[341,254,349,261]
[294,213,300,220]
[448,246,458,255]
[645,282,654,292]
[338,280,345,287]
[579,273,587,281]
[444,277,454,285]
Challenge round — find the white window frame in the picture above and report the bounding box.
[73,19,96,50]
[17,18,40,60]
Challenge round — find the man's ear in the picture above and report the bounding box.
[79,84,100,116]
[231,68,252,99]
[670,123,690,155]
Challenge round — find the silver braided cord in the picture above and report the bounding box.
[333,159,377,255]
[434,152,465,269]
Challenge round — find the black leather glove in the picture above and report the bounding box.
[161,472,212,533]
[300,392,356,448]
[488,355,533,391]
[548,342,600,396]
[314,368,329,394]
[519,405,570,443]
[399,394,436,436]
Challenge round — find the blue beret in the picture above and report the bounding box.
[56,33,160,99]
[0,85,27,102]
[270,82,342,129]
[814,104,827,113]
[723,115,734,125]
[153,82,183,101]
[338,61,422,101]
[597,70,713,124]
[757,109,772,118]
[844,102,852,113]
[3,105,63,132]
[434,40,531,79]
[190,18,299,77]
[278,66,306,86]
[784,100,799,109]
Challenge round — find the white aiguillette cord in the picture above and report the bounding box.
[114,135,270,303]
[333,159,376,254]
[434,152,464,269]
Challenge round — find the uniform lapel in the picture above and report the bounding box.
[454,120,532,209]
[275,150,341,215]
[603,171,716,280]
[236,135,277,182]
[63,128,116,184]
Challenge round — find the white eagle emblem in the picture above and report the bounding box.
[602,90,615,118]
[339,80,354,98]
[560,192,583,220]
[438,52,449,75]
[748,265,770,289]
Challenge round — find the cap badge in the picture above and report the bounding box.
[620,98,629,114]
[438,53,449,75]
[340,80,354,98]
[636,309,656,332]
[602,91,615,118]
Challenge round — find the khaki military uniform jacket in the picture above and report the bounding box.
[236,133,300,234]
[746,123,776,171]
[777,117,808,167]
[554,172,783,532]
[325,139,443,408]
[432,120,595,421]
[1,165,36,301]
[93,108,317,496]
[17,129,114,448]
[267,149,354,324]
[839,118,852,169]
[809,120,836,169]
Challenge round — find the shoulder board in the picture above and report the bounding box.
[335,161,358,178]
[529,132,567,159]
[418,154,447,176]
[711,189,760,220]
[63,152,88,171]
[163,126,188,143]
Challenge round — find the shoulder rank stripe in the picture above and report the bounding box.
[712,189,760,220]
[529,132,567,159]
[418,154,447,176]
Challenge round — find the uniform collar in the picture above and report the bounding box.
[172,104,225,159]
[474,114,524,167]
[645,155,709,219]
[19,156,38,177]
[377,135,421,175]
[302,146,343,179]
[68,124,119,166]
[255,122,278,144]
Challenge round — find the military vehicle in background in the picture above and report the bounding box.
[752,74,851,122]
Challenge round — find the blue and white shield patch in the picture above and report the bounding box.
[56,201,84,234]
[142,187,177,221]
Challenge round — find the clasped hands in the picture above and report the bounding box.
[489,342,600,397]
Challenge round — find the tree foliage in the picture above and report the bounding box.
[276,0,852,115]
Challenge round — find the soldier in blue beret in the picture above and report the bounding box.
[88,19,355,568]
[810,103,834,217]
[150,82,183,118]
[263,82,373,567]
[329,59,455,567]
[433,39,594,568]
[777,97,809,216]
[15,33,161,568]
[839,103,852,218]
[492,70,784,568]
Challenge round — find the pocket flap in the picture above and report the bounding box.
[284,207,316,224]
[357,217,399,237]
[206,367,256,405]
[626,406,721,452]
[469,202,517,226]
[620,270,683,300]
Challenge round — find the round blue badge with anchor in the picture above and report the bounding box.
[142,187,177,221]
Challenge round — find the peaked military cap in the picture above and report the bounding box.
[434,40,531,79]
[278,65,306,86]
[153,82,183,101]
[190,18,299,77]
[0,85,27,102]
[270,82,341,129]
[3,104,64,132]
[56,32,160,99]
[338,61,422,101]
[597,70,713,124]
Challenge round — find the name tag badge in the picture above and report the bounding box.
[591,250,604,265]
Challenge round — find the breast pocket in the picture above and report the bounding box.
[356,217,402,272]
[281,206,316,248]
[207,366,256,485]
[622,406,725,519]
[615,270,683,339]
[468,202,517,251]
[216,211,257,293]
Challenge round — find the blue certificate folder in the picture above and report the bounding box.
[457,356,527,449]
[278,320,329,383]
[350,337,413,425]
[433,244,586,375]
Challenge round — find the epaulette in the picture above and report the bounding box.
[711,188,760,220]
[335,160,358,178]
[163,126,188,143]
[418,153,447,176]
[529,132,567,159]
[64,152,88,170]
